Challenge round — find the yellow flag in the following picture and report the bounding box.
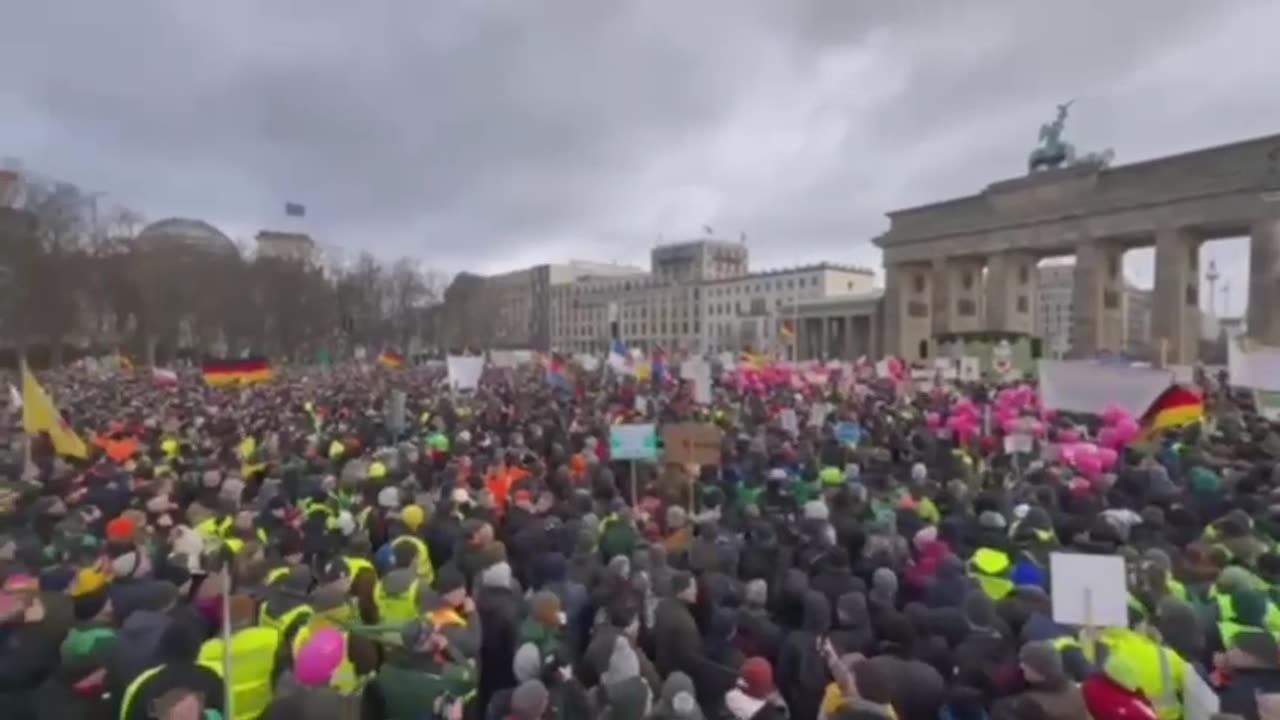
[21,364,88,459]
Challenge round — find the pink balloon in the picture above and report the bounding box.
[1114,416,1139,443]
[1102,404,1129,426]
[1070,443,1097,467]
[1057,429,1080,444]
[295,627,346,687]
[1000,417,1018,433]
[925,412,942,429]
[1077,455,1102,479]
[1059,444,1078,464]
[1098,427,1119,449]
[1041,408,1057,422]
[1026,420,1045,438]
[1097,447,1119,470]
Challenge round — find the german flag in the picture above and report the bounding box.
[1138,384,1204,439]
[202,358,273,387]
[377,350,404,369]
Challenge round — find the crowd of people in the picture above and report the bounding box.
[2,358,1279,720]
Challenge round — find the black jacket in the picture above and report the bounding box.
[475,582,524,708]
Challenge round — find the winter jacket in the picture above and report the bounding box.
[776,592,832,720]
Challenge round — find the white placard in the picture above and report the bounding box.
[1229,338,1280,392]
[779,408,799,435]
[680,359,702,381]
[809,402,830,428]
[446,356,485,391]
[959,356,981,382]
[691,362,713,405]
[1038,360,1172,417]
[1050,552,1128,628]
[934,358,958,381]
[489,351,519,369]
[1182,667,1219,720]
[609,423,657,462]
[576,354,600,372]
[1003,434,1033,455]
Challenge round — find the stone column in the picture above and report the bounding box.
[885,262,933,359]
[930,259,951,336]
[985,251,1038,334]
[1249,218,1280,346]
[1151,228,1201,365]
[1071,239,1125,356]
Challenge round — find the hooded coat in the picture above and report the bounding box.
[828,593,874,657]
[776,591,831,720]
[596,636,652,720]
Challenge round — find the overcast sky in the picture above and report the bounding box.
[2,1,1276,316]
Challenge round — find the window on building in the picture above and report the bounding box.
[961,271,974,290]
[913,274,926,294]
[1019,265,1030,284]
[957,299,977,317]
[1016,295,1029,313]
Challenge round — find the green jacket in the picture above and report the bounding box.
[374,661,475,720]
[518,618,568,661]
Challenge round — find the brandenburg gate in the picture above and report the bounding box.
[875,106,1280,364]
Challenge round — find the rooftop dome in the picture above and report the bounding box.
[134,218,237,255]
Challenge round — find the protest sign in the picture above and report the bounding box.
[1050,552,1128,628]
[1038,360,1171,417]
[663,423,722,465]
[446,356,484,391]
[610,423,658,462]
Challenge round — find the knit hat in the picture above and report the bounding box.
[512,642,542,683]
[510,679,549,719]
[401,504,425,530]
[739,656,776,699]
[1232,589,1269,627]
[1230,630,1280,668]
[744,579,768,607]
[106,516,137,544]
[1019,640,1065,682]
[803,500,830,521]
[977,511,1007,530]
[60,626,118,681]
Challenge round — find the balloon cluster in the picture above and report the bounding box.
[1053,403,1138,479]
[992,385,1045,437]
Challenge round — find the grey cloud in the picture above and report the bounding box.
[1,0,1277,284]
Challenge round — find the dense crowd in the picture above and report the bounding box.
[2,359,1279,720]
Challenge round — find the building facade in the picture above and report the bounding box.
[701,263,876,357]
[255,230,316,263]
[1037,264,1155,359]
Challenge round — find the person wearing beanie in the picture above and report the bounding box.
[475,559,525,711]
[508,679,549,720]
[32,622,118,720]
[653,570,701,683]
[1218,630,1280,718]
[375,617,477,720]
[990,640,1087,720]
[427,565,481,662]
[519,590,569,665]
[724,656,788,720]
